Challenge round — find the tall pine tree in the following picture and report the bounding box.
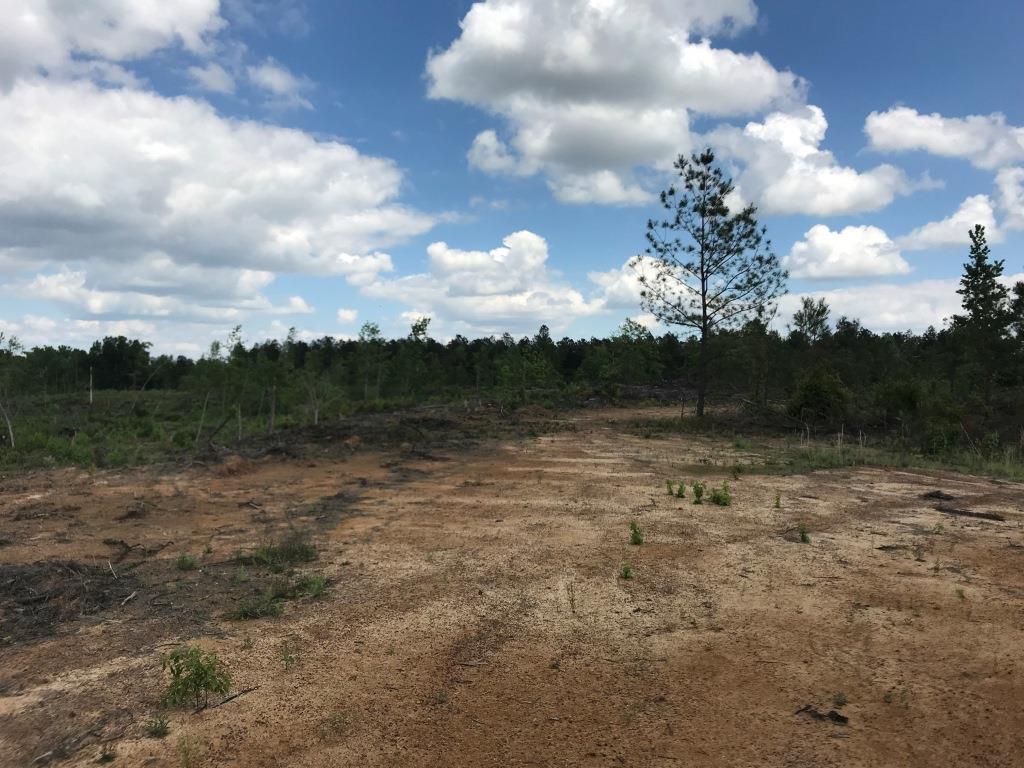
[954,225,1009,335]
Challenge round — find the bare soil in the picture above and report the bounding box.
[2,406,1023,767]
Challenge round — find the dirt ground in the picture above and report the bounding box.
[1,406,1023,767]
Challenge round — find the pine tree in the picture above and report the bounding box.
[633,149,786,417]
[954,225,1009,335]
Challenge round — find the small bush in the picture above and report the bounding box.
[97,743,116,763]
[798,522,810,544]
[666,480,674,495]
[675,482,686,498]
[832,692,848,708]
[773,492,781,509]
[162,646,230,709]
[629,520,644,546]
[709,482,732,506]
[691,480,705,504]
[619,564,634,580]
[145,714,170,738]
[175,554,197,571]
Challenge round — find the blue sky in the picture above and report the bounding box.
[1,0,1023,354]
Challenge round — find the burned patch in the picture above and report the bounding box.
[0,561,140,643]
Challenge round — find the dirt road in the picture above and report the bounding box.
[2,407,1023,766]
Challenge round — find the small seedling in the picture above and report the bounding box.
[913,545,925,562]
[145,713,170,738]
[176,734,203,768]
[241,635,254,649]
[956,587,966,601]
[176,554,197,571]
[709,482,732,506]
[281,643,298,669]
[629,520,644,546]
[666,480,674,495]
[773,492,781,509]
[97,743,116,763]
[798,522,810,544]
[832,691,848,708]
[619,564,634,580]
[231,566,250,585]
[203,544,212,555]
[691,481,705,504]
[675,482,686,498]
[162,646,230,709]
[931,522,944,534]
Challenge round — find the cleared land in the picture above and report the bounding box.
[1,406,1023,767]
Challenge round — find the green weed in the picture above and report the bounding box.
[691,480,705,504]
[798,522,810,544]
[619,564,634,580]
[161,646,230,709]
[175,554,197,571]
[709,482,732,506]
[145,714,170,738]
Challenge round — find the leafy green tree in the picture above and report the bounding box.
[634,149,787,416]
[954,225,1010,334]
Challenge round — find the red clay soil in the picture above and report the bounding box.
[1,407,1022,767]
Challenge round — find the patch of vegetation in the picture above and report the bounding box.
[176,734,203,768]
[281,643,299,669]
[666,480,674,495]
[145,714,170,738]
[691,480,705,504]
[629,520,644,546]
[295,572,327,598]
[798,522,810,544]
[226,582,288,620]
[709,482,732,506]
[773,491,781,509]
[175,554,197,571]
[832,691,848,708]
[619,564,634,580]
[237,533,317,573]
[956,587,966,601]
[162,646,231,709]
[675,482,686,498]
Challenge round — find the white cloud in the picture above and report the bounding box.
[188,62,235,94]
[708,106,920,215]
[865,107,1024,170]
[897,194,999,251]
[363,231,603,336]
[247,58,312,109]
[336,308,358,324]
[427,0,803,204]
[0,0,224,90]
[785,224,909,279]
[0,77,434,348]
[996,167,1024,231]
[0,79,432,274]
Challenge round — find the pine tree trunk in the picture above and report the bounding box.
[0,397,15,449]
[696,328,708,418]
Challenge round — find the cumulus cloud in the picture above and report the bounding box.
[0,77,435,347]
[427,0,803,204]
[336,308,358,324]
[897,194,999,251]
[866,107,1024,170]
[784,224,909,279]
[247,57,312,109]
[0,0,224,90]
[708,106,920,216]
[188,61,235,93]
[363,231,603,336]
[996,167,1024,231]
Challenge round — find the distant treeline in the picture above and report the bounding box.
[0,303,1022,456]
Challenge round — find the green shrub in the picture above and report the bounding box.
[295,572,327,598]
[176,554,197,571]
[675,482,686,498]
[789,367,851,427]
[629,520,644,546]
[798,522,810,544]
[619,564,634,580]
[691,480,705,504]
[162,646,230,709]
[709,482,732,506]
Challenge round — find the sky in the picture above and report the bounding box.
[1,0,1023,355]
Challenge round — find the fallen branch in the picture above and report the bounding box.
[934,503,1005,522]
[194,686,258,714]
